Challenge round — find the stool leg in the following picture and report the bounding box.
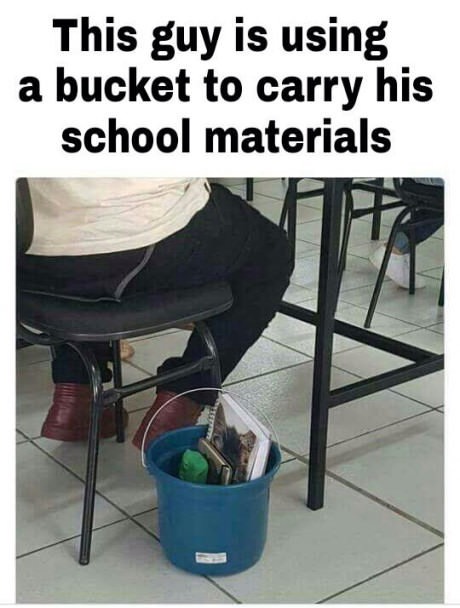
[111,340,125,443]
[68,343,103,566]
[408,209,416,295]
[371,178,384,240]
[285,178,298,260]
[246,178,254,202]
[438,270,444,307]
[365,207,412,328]
[337,189,354,294]
[194,321,222,392]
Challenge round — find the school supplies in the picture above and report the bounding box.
[206,393,271,483]
[197,437,233,485]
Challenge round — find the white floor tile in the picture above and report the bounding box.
[131,325,310,384]
[421,265,444,279]
[341,276,444,328]
[395,328,444,354]
[124,331,190,375]
[227,361,430,455]
[392,370,444,407]
[36,409,160,516]
[245,191,323,225]
[249,178,322,202]
[326,546,443,603]
[16,431,27,444]
[283,282,317,303]
[429,322,444,334]
[263,309,358,357]
[16,519,233,604]
[292,253,381,293]
[16,442,123,556]
[225,336,311,384]
[327,412,444,531]
[332,345,444,408]
[16,344,50,366]
[211,177,248,187]
[203,460,440,603]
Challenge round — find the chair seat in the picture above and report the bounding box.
[19,282,233,342]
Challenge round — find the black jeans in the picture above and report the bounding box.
[21,183,294,404]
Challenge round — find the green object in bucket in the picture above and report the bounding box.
[178,449,209,484]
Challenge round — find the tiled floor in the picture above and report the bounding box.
[16,178,444,603]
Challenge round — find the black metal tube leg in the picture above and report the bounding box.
[307,179,344,510]
[364,207,412,328]
[68,343,104,566]
[337,189,354,295]
[111,340,125,443]
[371,178,384,240]
[285,178,298,260]
[438,270,444,307]
[408,209,416,295]
[246,178,254,202]
[194,321,222,403]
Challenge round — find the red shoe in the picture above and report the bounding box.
[41,383,129,442]
[132,390,203,451]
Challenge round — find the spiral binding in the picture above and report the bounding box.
[140,387,280,469]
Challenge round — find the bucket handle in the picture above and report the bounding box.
[140,387,280,468]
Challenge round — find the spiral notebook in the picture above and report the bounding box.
[206,394,271,483]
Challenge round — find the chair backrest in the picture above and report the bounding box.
[393,178,443,211]
[16,178,34,255]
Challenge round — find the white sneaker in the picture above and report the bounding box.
[369,246,425,289]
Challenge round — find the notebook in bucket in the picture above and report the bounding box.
[145,391,281,576]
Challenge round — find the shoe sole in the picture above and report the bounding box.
[41,411,129,442]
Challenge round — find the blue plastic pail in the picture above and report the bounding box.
[145,425,281,575]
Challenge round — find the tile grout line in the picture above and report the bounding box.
[16,517,129,561]
[23,438,254,604]
[324,408,442,450]
[25,439,164,530]
[316,542,444,604]
[329,361,443,412]
[131,516,242,603]
[279,449,443,538]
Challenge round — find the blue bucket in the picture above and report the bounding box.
[145,424,281,575]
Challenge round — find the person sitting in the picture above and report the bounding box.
[369,178,443,288]
[18,178,294,449]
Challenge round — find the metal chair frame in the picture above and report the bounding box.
[17,179,229,565]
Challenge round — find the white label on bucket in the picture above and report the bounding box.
[195,552,227,564]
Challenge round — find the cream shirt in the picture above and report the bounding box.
[27,177,210,256]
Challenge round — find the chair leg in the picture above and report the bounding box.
[111,340,125,443]
[246,178,254,202]
[67,343,104,566]
[408,208,417,295]
[194,321,222,392]
[279,178,298,260]
[365,206,412,328]
[371,178,384,240]
[337,189,354,294]
[438,270,444,307]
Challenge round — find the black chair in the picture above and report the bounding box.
[16,178,233,565]
[278,178,396,261]
[364,178,444,328]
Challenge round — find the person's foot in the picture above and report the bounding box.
[369,246,426,289]
[41,383,129,441]
[120,340,135,361]
[132,390,203,452]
